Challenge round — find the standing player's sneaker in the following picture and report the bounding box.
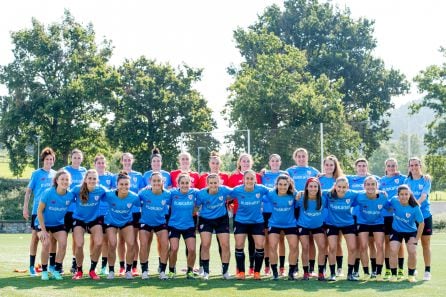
[186,271,195,279]
[72,271,83,280]
[202,272,209,280]
[384,269,391,279]
[41,271,49,281]
[397,268,404,279]
[118,267,125,276]
[423,271,431,281]
[159,271,168,280]
[375,274,383,281]
[131,267,139,277]
[408,275,417,283]
[168,272,176,279]
[347,274,359,281]
[264,266,271,275]
[302,272,310,280]
[253,272,261,280]
[309,271,317,278]
[48,265,55,274]
[352,271,360,279]
[89,271,100,280]
[107,271,115,279]
[370,272,377,279]
[141,271,149,280]
[248,267,255,276]
[198,266,204,276]
[29,266,38,277]
[236,272,245,280]
[52,271,63,280]
[336,268,344,277]
[318,273,326,281]
[222,272,232,280]
[327,274,336,282]
[279,267,286,276]
[388,275,398,282]
[125,271,133,279]
[100,267,108,276]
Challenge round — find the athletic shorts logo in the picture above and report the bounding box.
[141,224,145,227]
[199,224,204,230]
[406,213,411,218]
[299,228,302,233]
[73,220,77,226]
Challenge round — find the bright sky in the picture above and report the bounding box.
[1,0,445,131]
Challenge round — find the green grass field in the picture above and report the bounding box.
[0,162,34,179]
[1,233,446,297]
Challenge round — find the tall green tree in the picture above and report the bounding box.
[0,11,118,174]
[413,47,446,155]
[107,57,217,172]
[232,0,409,158]
[224,32,362,170]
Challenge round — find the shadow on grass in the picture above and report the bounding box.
[0,273,423,293]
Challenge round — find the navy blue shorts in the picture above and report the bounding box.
[36,224,66,234]
[73,216,104,233]
[384,216,393,235]
[268,226,297,235]
[298,225,325,236]
[140,223,168,233]
[326,224,356,236]
[390,229,417,243]
[233,221,264,236]
[30,214,38,230]
[357,223,385,235]
[263,213,272,229]
[417,216,433,236]
[104,221,133,230]
[168,226,196,239]
[64,211,74,233]
[132,212,141,228]
[198,215,230,234]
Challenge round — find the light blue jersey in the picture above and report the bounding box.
[261,171,286,213]
[139,188,170,226]
[35,187,74,227]
[124,170,144,213]
[266,190,297,228]
[64,165,87,212]
[98,172,116,216]
[28,168,56,215]
[389,197,424,233]
[404,176,431,219]
[231,184,270,224]
[167,189,197,230]
[286,166,319,191]
[71,185,107,222]
[296,196,327,229]
[356,192,389,225]
[379,174,406,217]
[103,191,140,227]
[319,176,336,191]
[196,186,232,219]
[324,190,358,227]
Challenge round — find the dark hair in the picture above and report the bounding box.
[303,177,322,210]
[384,158,398,176]
[53,169,70,188]
[206,173,220,184]
[407,157,422,179]
[150,171,164,190]
[94,154,106,163]
[177,173,190,185]
[274,174,295,195]
[324,155,343,178]
[71,148,83,157]
[397,185,419,207]
[151,147,162,161]
[80,169,98,204]
[40,147,56,163]
[116,171,130,182]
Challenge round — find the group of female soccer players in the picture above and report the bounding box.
[24,146,433,283]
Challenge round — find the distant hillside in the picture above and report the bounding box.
[387,100,435,141]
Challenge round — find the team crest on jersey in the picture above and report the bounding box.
[127,203,132,208]
[66,201,70,206]
[418,184,423,190]
[307,171,312,176]
[94,196,99,201]
[133,177,137,183]
[345,199,350,204]
[395,179,400,184]
[219,196,223,201]
[378,204,383,210]
[161,200,166,205]
[256,193,260,198]
[188,195,193,200]
[406,213,411,218]
[106,180,110,185]
[288,200,294,206]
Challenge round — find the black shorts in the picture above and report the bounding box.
[417,216,433,236]
[298,226,325,236]
[268,226,297,235]
[30,214,38,230]
[64,211,74,233]
[263,213,272,229]
[326,224,356,236]
[233,221,264,236]
[390,229,417,243]
[73,216,104,233]
[36,224,66,234]
[357,224,385,235]
[140,223,168,233]
[198,215,230,234]
[384,216,393,235]
[168,226,196,239]
[104,221,133,230]
[132,213,141,229]
[193,215,198,229]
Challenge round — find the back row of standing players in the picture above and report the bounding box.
[24,146,432,282]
